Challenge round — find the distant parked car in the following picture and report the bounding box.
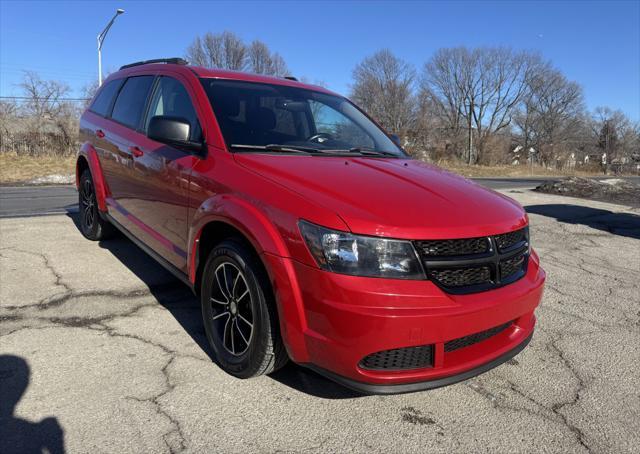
[76,58,545,394]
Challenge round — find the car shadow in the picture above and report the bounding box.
[0,355,66,454]
[525,204,640,240]
[66,212,361,400]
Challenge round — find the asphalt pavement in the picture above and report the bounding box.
[1,188,639,453]
[0,178,552,218]
[2,176,638,218]
[0,185,78,218]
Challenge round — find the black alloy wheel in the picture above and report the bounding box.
[201,239,288,378]
[78,169,114,241]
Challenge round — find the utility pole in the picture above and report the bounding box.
[97,9,125,86]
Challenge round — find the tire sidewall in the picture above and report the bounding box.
[200,241,271,378]
[78,170,100,240]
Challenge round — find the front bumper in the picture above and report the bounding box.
[305,332,533,394]
[263,249,545,393]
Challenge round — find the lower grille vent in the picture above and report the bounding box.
[359,345,434,371]
[444,322,512,352]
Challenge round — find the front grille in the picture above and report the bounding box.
[415,237,489,257]
[430,266,491,288]
[445,322,512,352]
[359,344,434,371]
[415,227,529,294]
[501,253,526,280]
[495,229,527,251]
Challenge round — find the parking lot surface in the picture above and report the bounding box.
[1,189,639,453]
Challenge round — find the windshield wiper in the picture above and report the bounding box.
[230,144,327,154]
[327,147,399,157]
[231,144,399,157]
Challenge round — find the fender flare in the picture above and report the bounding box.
[188,194,310,361]
[77,144,109,212]
[188,193,290,283]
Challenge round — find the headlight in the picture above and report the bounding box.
[298,220,425,279]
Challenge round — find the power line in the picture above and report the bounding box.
[0,96,90,101]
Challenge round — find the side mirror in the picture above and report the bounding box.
[148,116,204,153]
[389,134,402,148]
[148,116,190,142]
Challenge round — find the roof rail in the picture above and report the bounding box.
[120,58,188,70]
[283,76,298,81]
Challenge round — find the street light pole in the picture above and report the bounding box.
[97,9,125,86]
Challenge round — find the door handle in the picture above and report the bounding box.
[96,129,105,138]
[129,146,144,158]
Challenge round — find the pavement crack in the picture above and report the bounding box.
[546,335,593,454]
[467,349,594,454]
[1,246,73,297]
[2,282,186,311]
[126,356,187,454]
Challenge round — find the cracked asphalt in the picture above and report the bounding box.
[1,189,639,453]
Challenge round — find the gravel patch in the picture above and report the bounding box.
[535,177,640,207]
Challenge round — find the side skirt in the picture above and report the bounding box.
[105,213,195,292]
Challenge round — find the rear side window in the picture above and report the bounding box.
[89,79,122,116]
[111,76,155,129]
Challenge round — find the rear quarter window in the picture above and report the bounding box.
[89,79,122,117]
[110,76,155,129]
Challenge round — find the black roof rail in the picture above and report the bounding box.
[120,58,188,70]
[283,76,298,81]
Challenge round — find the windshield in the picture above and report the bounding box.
[200,78,406,157]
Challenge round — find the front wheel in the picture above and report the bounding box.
[200,239,288,378]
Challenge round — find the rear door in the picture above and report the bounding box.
[102,75,155,231]
[123,75,202,272]
[82,77,123,202]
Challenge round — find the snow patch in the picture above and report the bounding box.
[29,174,74,185]
[600,178,626,186]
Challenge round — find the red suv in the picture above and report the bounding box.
[77,58,545,394]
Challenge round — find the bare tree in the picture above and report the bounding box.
[270,52,289,77]
[247,41,271,74]
[421,47,542,163]
[186,32,289,76]
[619,120,640,164]
[19,71,72,121]
[591,107,636,163]
[186,36,207,66]
[186,31,246,70]
[409,88,451,160]
[0,100,18,136]
[81,80,100,109]
[247,40,289,76]
[514,64,585,165]
[351,49,416,138]
[16,71,79,151]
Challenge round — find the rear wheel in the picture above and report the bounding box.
[78,169,114,240]
[201,239,288,378]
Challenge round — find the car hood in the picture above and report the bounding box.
[235,154,527,239]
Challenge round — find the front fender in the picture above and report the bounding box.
[77,144,109,212]
[188,194,311,361]
[188,193,291,283]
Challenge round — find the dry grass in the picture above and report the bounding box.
[0,153,75,184]
[0,153,611,185]
[435,160,600,178]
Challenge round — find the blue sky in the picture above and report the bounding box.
[1,0,639,120]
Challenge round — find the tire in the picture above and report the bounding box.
[78,169,115,241]
[200,239,288,378]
